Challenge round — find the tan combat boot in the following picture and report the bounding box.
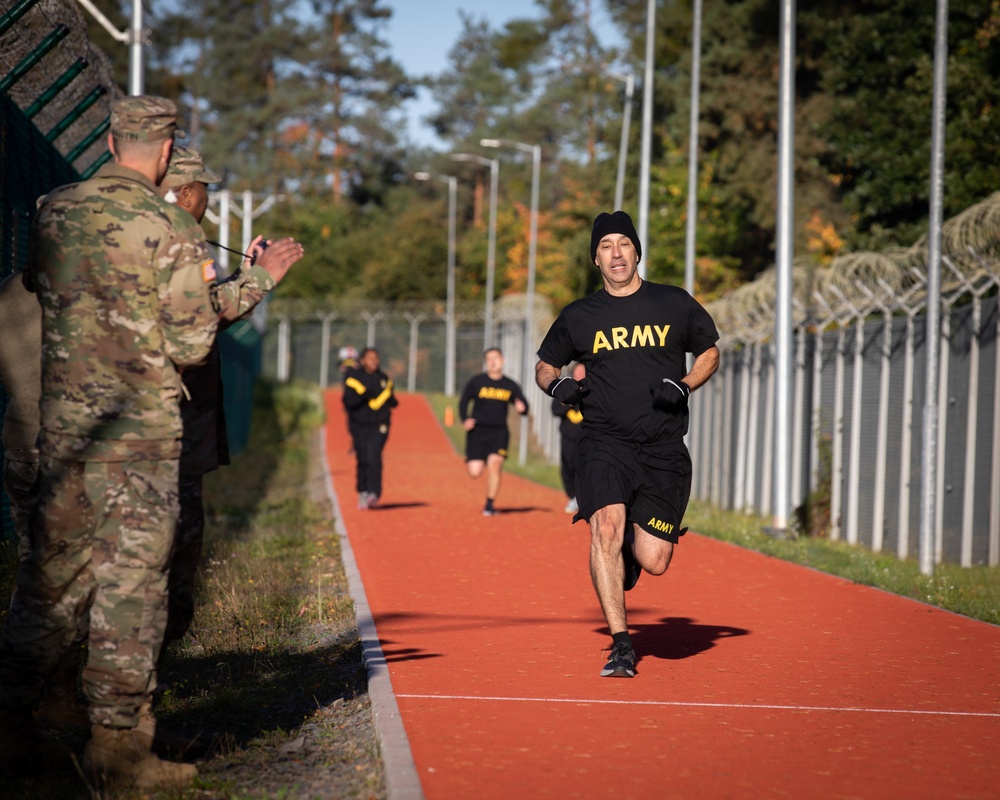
[82,724,197,789]
[132,701,156,750]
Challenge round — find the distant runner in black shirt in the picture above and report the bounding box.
[536,210,720,679]
[551,362,586,514]
[343,347,398,509]
[458,347,529,516]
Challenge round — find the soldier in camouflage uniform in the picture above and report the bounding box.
[156,146,302,650]
[0,268,42,566]
[0,96,214,788]
[0,265,89,731]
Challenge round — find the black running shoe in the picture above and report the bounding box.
[600,641,637,678]
[622,529,640,592]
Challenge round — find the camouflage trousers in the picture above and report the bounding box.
[0,456,179,729]
[2,449,40,563]
[3,449,88,693]
[163,472,205,649]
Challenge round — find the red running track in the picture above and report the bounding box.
[323,390,1000,800]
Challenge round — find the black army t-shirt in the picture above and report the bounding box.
[537,280,718,447]
[459,374,529,428]
[342,366,397,426]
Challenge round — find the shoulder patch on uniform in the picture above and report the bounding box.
[201,259,217,283]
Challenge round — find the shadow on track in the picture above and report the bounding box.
[594,616,750,662]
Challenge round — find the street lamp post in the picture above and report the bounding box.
[637,0,656,280]
[684,0,703,298]
[128,0,143,94]
[480,137,541,466]
[415,171,458,396]
[450,153,500,348]
[609,71,634,212]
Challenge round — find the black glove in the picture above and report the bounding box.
[651,378,690,411]
[548,376,584,405]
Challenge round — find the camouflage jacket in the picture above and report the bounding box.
[30,163,219,461]
[215,261,275,323]
[0,271,42,454]
[175,229,275,474]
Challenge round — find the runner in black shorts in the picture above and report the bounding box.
[458,348,529,516]
[535,210,720,678]
[551,362,585,513]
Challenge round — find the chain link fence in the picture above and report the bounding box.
[261,293,563,462]
[691,192,1000,567]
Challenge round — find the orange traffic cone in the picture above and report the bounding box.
[444,406,454,427]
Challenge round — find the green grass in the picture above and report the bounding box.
[684,503,1000,625]
[426,392,1000,626]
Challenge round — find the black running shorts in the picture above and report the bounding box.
[574,434,692,543]
[465,425,509,461]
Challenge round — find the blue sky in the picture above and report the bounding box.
[382,1,621,149]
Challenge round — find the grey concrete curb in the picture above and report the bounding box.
[319,427,424,800]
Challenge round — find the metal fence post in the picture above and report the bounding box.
[404,312,425,394]
[276,316,290,383]
[318,312,337,388]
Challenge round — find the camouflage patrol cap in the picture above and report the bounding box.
[110,95,183,142]
[162,146,222,188]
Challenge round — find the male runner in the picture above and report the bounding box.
[535,210,720,677]
[458,348,529,516]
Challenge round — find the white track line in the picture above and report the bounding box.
[396,693,1000,719]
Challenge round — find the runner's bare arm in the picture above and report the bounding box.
[683,345,721,391]
[535,359,562,394]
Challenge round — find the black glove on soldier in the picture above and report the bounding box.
[548,376,584,405]
[651,377,690,411]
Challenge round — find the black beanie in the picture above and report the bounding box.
[590,210,641,262]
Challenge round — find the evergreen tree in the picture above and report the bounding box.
[807,0,1000,249]
[301,0,415,203]
[426,13,527,144]
[152,0,313,192]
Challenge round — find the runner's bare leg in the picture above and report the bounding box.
[633,526,674,575]
[589,504,628,633]
[485,454,504,502]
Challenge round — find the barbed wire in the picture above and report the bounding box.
[708,191,1000,345]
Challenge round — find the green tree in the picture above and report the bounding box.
[152,0,313,192]
[807,0,1000,249]
[426,2,631,305]
[426,14,526,143]
[300,0,415,204]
